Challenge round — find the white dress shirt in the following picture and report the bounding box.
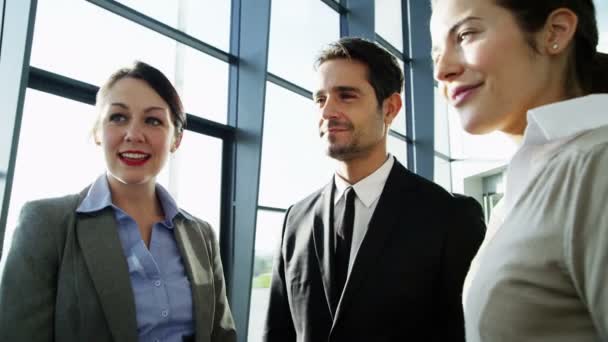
[465,94,608,342]
[333,155,394,274]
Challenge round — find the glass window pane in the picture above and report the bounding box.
[387,135,408,167]
[434,156,452,191]
[30,0,229,124]
[3,90,104,258]
[596,0,608,52]
[434,86,450,156]
[268,0,340,90]
[170,132,222,234]
[259,83,334,208]
[248,209,285,342]
[115,0,231,51]
[375,0,403,51]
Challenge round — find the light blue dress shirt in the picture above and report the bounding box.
[77,175,195,342]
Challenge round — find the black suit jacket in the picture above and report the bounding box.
[263,160,486,342]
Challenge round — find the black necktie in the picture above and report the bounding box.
[334,187,356,305]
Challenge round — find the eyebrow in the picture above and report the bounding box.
[314,86,362,99]
[109,102,167,113]
[431,16,482,55]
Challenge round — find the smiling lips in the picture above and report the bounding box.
[450,83,483,106]
[118,151,151,166]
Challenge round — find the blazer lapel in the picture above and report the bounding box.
[312,180,337,317]
[333,162,415,324]
[173,218,214,342]
[77,208,138,342]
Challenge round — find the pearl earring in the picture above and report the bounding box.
[552,43,559,50]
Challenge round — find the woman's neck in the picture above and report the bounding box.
[106,174,163,219]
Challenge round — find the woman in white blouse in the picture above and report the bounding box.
[430,0,608,341]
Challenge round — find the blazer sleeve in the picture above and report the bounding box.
[262,206,296,342]
[0,199,71,341]
[439,195,486,342]
[200,221,237,342]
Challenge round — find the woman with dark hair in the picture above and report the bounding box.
[431,0,608,341]
[0,61,236,342]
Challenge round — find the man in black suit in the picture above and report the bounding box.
[263,37,485,342]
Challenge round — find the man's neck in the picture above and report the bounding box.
[335,148,389,185]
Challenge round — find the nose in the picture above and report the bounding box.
[124,122,145,143]
[320,96,340,121]
[433,47,464,83]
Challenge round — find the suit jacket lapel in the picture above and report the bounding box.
[174,218,214,342]
[333,162,415,324]
[312,180,337,317]
[77,208,138,342]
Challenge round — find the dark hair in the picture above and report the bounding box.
[315,37,404,106]
[95,61,186,136]
[493,0,608,94]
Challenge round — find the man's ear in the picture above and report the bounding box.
[171,132,183,153]
[541,7,578,55]
[382,93,403,126]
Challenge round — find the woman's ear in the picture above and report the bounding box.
[171,132,183,153]
[542,8,578,55]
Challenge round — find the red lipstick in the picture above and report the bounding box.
[118,150,150,167]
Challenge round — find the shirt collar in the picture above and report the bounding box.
[523,94,608,146]
[76,174,194,226]
[334,155,394,208]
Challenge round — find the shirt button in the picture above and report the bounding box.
[161,310,169,317]
[154,280,161,287]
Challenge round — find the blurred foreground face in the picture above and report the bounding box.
[314,58,386,161]
[97,77,178,187]
[431,0,552,135]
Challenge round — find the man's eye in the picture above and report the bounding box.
[315,97,326,105]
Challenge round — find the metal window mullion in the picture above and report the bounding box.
[226,0,271,339]
[266,73,312,100]
[403,0,434,180]
[342,0,374,40]
[0,0,37,259]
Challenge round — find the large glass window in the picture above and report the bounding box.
[115,0,231,51]
[258,82,334,209]
[4,90,104,258]
[30,0,229,124]
[374,0,403,51]
[268,0,340,90]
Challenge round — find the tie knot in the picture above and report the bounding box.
[344,187,356,204]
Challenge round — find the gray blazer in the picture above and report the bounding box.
[0,187,236,342]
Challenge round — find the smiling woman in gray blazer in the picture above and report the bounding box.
[0,61,236,342]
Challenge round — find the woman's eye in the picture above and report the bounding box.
[457,30,475,43]
[146,117,162,126]
[108,113,126,123]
